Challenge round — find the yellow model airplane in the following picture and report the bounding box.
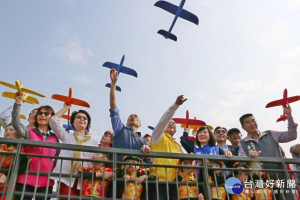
[0,80,45,104]
[2,92,40,104]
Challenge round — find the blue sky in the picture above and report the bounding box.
[1,0,300,157]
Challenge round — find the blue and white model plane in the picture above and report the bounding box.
[102,55,138,92]
[155,0,199,41]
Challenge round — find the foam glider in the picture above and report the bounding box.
[2,92,40,104]
[52,87,90,130]
[154,0,199,41]
[180,116,213,130]
[265,89,300,122]
[173,110,206,128]
[102,55,138,92]
[0,80,45,104]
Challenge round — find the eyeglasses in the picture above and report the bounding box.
[75,115,88,121]
[38,111,50,116]
[215,129,226,134]
[103,133,111,137]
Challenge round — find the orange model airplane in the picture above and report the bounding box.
[52,87,90,130]
[266,88,300,122]
[173,110,207,128]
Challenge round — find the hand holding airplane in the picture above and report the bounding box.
[102,55,138,92]
[265,89,300,122]
[52,87,90,130]
[155,0,199,41]
[0,80,45,104]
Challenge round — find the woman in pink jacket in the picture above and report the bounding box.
[12,92,59,200]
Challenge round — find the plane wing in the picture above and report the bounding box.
[52,94,90,108]
[181,124,213,130]
[52,94,69,102]
[23,95,40,104]
[172,118,188,124]
[2,92,39,104]
[103,62,138,77]
[154,1,199,25]
[0,81,17,90]
[20,114,26,120]
[287,96,300,104]
[70,98,90,108]
[21,87,45,97]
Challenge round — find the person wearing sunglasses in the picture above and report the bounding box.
[11,92,58,200]
[99,130,113,148]
[49,103,99,200]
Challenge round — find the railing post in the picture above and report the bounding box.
[112,152,117,200]
[201,158,211,200]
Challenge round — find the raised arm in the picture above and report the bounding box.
[273,104,298,143]
[180,127,195,153]
[11,92,29,138]
[54,103,71,118]
[110,69,118,109]
[151,95,187,144]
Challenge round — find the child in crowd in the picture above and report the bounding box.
[78,153,113,198]
[231,162,253,200]
[209,161,227,200]
[0,124,21,200]
[178,158,204,200]
[116,156,147,200]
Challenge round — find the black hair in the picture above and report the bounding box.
[239,113,254,126]
[34,105,55,129]
[195,126,216,147]
[214,126,227,133]
[70,110,91,131]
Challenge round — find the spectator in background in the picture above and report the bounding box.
[143,134,151,145]
[99,130,113,148]
[227,128,242,156]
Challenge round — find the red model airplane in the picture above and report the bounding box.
[52,88,90,129]
[265,89,300,122]
[173,110,206,128]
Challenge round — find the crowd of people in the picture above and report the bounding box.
[0,68,298,200]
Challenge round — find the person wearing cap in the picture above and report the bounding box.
[149,95,187,200]
[109,69,150,161]
[116,156,150,199]
[99,130,113,148]
[227,128,242,156]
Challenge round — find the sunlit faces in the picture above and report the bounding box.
[126,114,141,128]
[143,136,151,144]
[36,109,52,126]
[4,125,18,139]
[28,109,37,126]
[197,128,210,146]
[91,153,106,166]
[124,159,139,173]
[100,131,113,146]
[214,128,227,143]
[228,132,242,146]
[181,159,194,174]
[73,113,88,131]
[242,116,258,134]
[164,120,176,135]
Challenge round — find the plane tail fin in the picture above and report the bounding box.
[277,115,287,122]
[105,83,121,92]
[157,30,177,41]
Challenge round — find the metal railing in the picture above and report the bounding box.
[0,138,299,200]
